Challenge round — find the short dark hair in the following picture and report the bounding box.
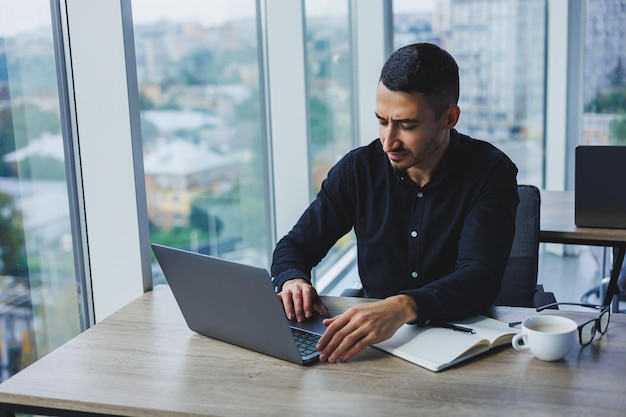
[379,43,459,118]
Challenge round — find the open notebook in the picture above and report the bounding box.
[373,315,518,372]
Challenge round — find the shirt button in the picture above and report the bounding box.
[410,230,418,238]
[417,191,424,198]
[411,271,418,279]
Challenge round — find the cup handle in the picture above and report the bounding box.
[512,333,528,351]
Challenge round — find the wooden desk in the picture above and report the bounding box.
[540,190,626,306]
[0,285,625,417]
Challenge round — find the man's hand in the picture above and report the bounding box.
[315,294,418,363]
[277,278,330,322]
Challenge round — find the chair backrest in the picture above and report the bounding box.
[493,185,540,307]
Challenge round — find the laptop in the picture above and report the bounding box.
[575,145,626,229]
[151,243,327,364]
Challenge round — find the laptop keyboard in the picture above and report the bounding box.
[291,327,321,358]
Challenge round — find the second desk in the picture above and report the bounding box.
[540,190,626,307]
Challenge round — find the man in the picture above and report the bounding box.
[271,43,519,363]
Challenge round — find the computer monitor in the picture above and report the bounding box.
[575,145,626,229]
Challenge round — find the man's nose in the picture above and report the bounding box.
[380,125,398,152]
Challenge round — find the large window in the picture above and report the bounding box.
[392,0,546,187]
[0,0,84,380]
[582,0,626,146]
[305,0,357,193]
[131,0,272,282]
[304,0,358,287]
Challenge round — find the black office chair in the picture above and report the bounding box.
[341,185,557,308]
[493,184,556,308]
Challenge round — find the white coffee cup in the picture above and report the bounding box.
[511,315,578,361]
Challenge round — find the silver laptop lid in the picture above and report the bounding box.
[152,244,323,364]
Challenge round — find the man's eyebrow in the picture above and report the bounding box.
[374,112,418,123]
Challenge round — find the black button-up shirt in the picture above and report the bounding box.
[271,130,519,324]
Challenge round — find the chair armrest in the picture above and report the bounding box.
[534,285,558,309]
[340,288,364,298]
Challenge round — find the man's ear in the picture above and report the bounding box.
[443,105,460,130]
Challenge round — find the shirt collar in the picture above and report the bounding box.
[428,128,459,187]
[390,129,460,188]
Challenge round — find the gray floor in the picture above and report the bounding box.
[324,244,624,312]
[538,244,625,310]
[538,244,601,304]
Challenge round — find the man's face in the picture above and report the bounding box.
[375,82,458,180]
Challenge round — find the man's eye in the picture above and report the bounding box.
[402,124,417,130]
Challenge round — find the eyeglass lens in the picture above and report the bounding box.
[599,310,610,333]
[579,309,610,346]
[579,321,597,346]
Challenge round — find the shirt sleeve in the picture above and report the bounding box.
[270,154,356,293]
[402,156,519,325]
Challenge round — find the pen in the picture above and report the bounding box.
[432,322,476,334]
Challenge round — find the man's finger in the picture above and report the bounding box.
[278,293,295,320]
[315,302,330,318]
[318,316,358,360]
[300,285,314,319]
[320,326,366,363]
[316,314,344,351]
[332,336,368,362]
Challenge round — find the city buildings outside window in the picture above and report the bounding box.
[0,0,84,381]
[131,0,272,283]
[582,0,626,146]
[393,0,546,187]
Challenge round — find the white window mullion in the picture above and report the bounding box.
[263,0,311,241]
[65,0,148,321]
[352,0,388,147]
[545,0,584,191]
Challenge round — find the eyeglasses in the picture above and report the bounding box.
[536,302,610,347]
